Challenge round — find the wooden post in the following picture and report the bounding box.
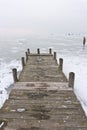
[83,37,86,46]
[21,57,25,69]
[54,52,56,60]
[27,48,30,54]
[25,52,28,62]
[12,68,18,83]
[69,72,75,88]
[49,48,52,54]
[37,48,40,54]
[59,58,63,71]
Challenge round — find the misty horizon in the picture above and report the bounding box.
[0,0,87,36]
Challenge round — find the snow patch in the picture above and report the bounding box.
[0,60,22,108]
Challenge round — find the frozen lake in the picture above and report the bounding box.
[0,34,87,115]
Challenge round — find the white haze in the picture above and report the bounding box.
[0,0,87,36]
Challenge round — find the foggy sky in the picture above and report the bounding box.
[0,0,87,36]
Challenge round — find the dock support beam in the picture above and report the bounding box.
[12,68,18,83]
[59,58,63,71]
[25,52,28,62]
[49,48,52,54]
[69,72,75,88]
[37,48,40,54]
[21,57,25,69]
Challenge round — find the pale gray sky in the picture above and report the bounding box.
[0,0,87,36]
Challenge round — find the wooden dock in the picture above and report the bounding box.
[0,49,87,130]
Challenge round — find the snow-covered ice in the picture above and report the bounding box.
[0,35,87,116]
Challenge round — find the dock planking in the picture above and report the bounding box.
[0,48,87,130]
